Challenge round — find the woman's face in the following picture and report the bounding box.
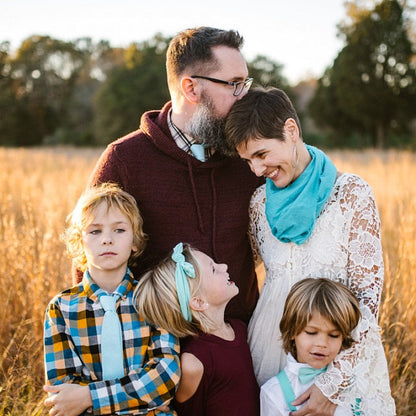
[237,135,300,188]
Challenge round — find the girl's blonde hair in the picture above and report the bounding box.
[63,183,147,272]
[280,278,361,358]
[134,243,217,338]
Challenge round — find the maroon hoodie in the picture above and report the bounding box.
[88,102,263,323]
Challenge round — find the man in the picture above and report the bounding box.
[87,27,263,323]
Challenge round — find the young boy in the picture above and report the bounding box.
[43,183,180,415]
[260,278,362,416]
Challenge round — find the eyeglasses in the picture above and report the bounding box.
[191,75,253,96]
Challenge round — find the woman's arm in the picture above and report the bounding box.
[248,187,266,268]
[315,176,384,407]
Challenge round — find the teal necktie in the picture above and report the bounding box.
[298,365,327,384]
[100,294,124,380]
[190,143,205,161]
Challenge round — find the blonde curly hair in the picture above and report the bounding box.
[63,183,147,272]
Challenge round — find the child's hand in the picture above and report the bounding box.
[43,384,93,416]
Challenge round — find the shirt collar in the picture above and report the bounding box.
[82,269,135,303]
[167,110,196,153]
[167,110,213,160]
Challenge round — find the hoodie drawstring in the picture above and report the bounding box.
[187,158,205,234]
[210,169,218,259]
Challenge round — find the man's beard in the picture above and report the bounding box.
[184,94,229,155]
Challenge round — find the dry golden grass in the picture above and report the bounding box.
[0,147,414,415]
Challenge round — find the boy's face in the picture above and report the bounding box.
[82,202,136,283]
[293,312,343,369]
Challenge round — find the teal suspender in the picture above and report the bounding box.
[276,370,297,412]
[277,370,362,415]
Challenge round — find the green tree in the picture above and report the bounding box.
[248,55,290,90]
[3,35,90,145]
[309,0,416,148]
[247,55,301,127]
[46,39,125,146]
[93,34,171,145]
[0,42,24,146]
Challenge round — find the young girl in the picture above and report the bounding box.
[43,183,180,416]
[134,242,260,416]
[261,278,362,415]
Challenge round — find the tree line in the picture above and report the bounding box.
[1,0,415,148]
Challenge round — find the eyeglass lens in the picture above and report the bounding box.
[234,79,253,96]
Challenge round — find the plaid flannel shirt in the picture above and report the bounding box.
[44,270,180,415]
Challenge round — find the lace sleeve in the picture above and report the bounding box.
[248,186,266,268]
[315,175,385,407]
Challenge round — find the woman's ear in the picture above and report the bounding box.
[180,76,199,104]
[189,296,209,312]
[284,118,300,142]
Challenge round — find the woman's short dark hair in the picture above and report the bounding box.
[224,86,302,156]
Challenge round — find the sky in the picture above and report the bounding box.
[1,0,348,85]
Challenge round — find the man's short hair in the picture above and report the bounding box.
[166,27,243,88]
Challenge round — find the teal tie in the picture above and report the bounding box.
[190,143,205,161]
[298,365,327,384]
[100,294,124,380]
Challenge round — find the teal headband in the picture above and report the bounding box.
[172,243,196,321]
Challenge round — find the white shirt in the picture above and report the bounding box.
[260,354,352,416]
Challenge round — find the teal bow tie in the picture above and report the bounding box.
[298,366,327,384]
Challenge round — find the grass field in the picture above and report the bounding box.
[0,147,414,415]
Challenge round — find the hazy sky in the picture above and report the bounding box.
[1,0,348,84]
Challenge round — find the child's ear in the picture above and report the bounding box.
[189,296,209,312]
[131,244,138,253]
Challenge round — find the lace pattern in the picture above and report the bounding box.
[248,173,395,415]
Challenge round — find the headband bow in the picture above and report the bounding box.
[172,243,195,321]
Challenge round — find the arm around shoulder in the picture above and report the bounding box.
[175,352,204,403]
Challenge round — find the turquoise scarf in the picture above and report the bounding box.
[265,144,337,245]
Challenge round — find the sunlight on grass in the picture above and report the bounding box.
[0,147,414,414]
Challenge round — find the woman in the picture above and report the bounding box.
[224,87,395,416]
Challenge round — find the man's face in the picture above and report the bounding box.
[198,45,249,118]
[185,45,249,153]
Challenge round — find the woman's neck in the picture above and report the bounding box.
[295,142,312,179]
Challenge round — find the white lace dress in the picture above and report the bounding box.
[248,173,396,415]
